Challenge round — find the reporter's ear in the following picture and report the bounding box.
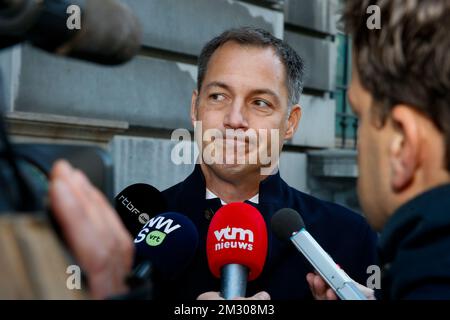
[389,106,420,192]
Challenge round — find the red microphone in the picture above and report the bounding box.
[206,202,268,299]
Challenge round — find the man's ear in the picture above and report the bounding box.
[284,104,302,140]
[191,90,199,126]
[389,105,420,192]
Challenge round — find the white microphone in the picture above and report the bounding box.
[271,208,367,300]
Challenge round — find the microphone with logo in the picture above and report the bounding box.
[206,202,268,300]
[114,183,167,237]
[121,212,198,299]
[271,208,367,300]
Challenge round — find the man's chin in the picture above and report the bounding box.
[217,162,247,171]
[210,163,259,176]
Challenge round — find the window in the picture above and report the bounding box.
[334,33,357,148]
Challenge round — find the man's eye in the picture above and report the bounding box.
[210,93,226,102]
[253,99,270,108]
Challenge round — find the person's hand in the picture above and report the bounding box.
[197,291,271,300]
[48,160,134,299]
[306,272,375,300]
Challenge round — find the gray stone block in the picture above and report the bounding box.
[14,45,196,129]
[307,149,360,213]
[279,151,308,192]
[308,149,358,178]
[110,136,196,193]
[288,94,335,148]
[284,0,337,35]
[120,0,284,56]
[285,30,336,92]
[0,46,21,113]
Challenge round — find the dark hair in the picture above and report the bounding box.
[197,27,304,106]
[343,0,450,171]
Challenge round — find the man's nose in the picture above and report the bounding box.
[223,99,249,130]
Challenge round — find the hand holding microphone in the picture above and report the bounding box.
[205,202,268,300]
[271,208,369,300]
[306,272,375,300]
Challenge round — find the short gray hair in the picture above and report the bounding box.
[197,27,305,107]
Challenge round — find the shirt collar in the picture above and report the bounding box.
[205,188,259,205]
[180,164,285,208]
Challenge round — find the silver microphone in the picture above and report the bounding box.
[221,264,248,300]
[272,208,367,300]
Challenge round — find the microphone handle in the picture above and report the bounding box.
[290,229,367,300]
[220,264,248,300]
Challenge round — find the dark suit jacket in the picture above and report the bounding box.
[377,184,450,300]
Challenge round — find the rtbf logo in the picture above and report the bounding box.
[214,226,254,251]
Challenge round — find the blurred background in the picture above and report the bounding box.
[0,0,360,212]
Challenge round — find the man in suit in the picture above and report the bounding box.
[159,27,378,300]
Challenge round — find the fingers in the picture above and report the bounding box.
[307,272,373,300]
[234,291,271,300]
[306,273,316,297]
[197,291,224,300]
[71,167,134,279]
[197,291,270,300]
[49,162,98,257]
[313,273,328,295]
[49,159,133,299]
[50,161,107,269]
[251,291,271,300]
[326,288,337,300]
[356,282,376,300]
[306,272,338,300]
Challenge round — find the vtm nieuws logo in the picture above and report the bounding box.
[134,216,181,246]
[214,226,254,251]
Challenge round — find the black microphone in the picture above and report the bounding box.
[0,0,142,65]
[123,212,199,299]
[114,183,167,237]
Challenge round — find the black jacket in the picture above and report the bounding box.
[159,165,378,300]
[377,184,450,300]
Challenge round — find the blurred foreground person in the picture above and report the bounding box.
[308,0,450,300]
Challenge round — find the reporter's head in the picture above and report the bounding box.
[343,0,450,230]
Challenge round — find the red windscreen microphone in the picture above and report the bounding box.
[206,202,268,299]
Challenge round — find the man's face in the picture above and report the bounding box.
[348,65,393,230]
[191,41,299,180]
